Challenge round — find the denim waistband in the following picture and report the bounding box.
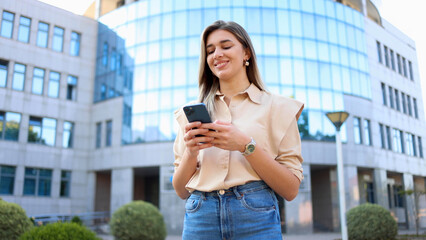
[192,181,270,198]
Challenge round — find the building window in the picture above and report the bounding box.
[0,60,7,87]
[390,49,395,71]
[364,182,375,203]
[17,16,31,43]
[363,119,371,146]
[376,41,382,63]
[379,124,385,149]
[12,63,26,91]
[62,121,74,148]
[48,71,60,98]
[102,42,108,66]
[418,136,423,158]
[1,11,14,38]
[28,117,57,146]
[381,83,387,106]
[393,129,404,154]
[401,92,406,114]
[413,98,418,119]
[117,53,123,75]
[106,120,112,147]
[396,54,402,74]
[412,135,417,157]
[0,165,15,195]
[406,133,415,156]
[100,84,106,100]
[391,185,404,208]
[23,168,52,196]
[36,22,49,48]
[66,75,77,101]
[32,67,45,95]
[408,61,414,81]
[407,95,412,116]
[354,117,362,144]
[394,89,400,111]
[110,48,116,71]
[52,26,64,52]
[70,31,81,56]
[96,122,102,148]
[388,86,394,109]
[386,126,392,151]
[402,57,408,78]
[384,45,389,68]
[60,170,71,197]
[0,111,21,141]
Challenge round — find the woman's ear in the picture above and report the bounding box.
[244,49,251,61]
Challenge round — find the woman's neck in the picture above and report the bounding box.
[219,76,250,105]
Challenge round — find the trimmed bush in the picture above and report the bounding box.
[0,199,33,240]
[110,201,167,240]
[347,203,397,240]
[71,215,83,225]
[19,222,100,240]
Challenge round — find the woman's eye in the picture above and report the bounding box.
[207,50,214,55]
[223,46,231,50]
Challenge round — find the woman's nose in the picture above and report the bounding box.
[213,49,223,58]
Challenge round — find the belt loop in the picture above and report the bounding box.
[201,191,207,200]
[232,187,242,199]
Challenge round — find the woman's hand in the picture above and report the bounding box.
[201,120,250,152]
[184,121,214,157]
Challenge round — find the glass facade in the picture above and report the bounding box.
[95,0,370,144]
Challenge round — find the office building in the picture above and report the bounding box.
[1,0,425,235]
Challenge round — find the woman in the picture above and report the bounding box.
[173,20,304,239]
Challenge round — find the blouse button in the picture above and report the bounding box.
[219,189,225,195]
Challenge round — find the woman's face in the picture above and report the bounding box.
[205,29,250,82]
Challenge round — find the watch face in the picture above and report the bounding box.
[247,144,255,153]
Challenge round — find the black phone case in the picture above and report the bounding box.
[183,103,212,123]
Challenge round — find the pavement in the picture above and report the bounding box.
[99,229,426,240]
[99,232,342,240]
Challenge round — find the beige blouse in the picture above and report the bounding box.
[173,84,304,192]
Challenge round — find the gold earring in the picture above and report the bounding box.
[245,60,249,66]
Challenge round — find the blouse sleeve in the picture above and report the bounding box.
[272,96,304,182]
[275,116,304,182]
[173,107,188,172]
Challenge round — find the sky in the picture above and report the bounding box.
[38,0,426,114]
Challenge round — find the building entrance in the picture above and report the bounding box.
[133,167,160,208]
[311,165,337,232]
[95,171,111,212]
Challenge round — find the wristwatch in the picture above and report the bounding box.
[242,137,256,156]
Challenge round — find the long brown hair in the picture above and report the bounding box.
[198,20,265,118]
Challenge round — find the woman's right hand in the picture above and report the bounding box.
[184,122,214,157]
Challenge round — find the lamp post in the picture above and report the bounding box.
[326,111,349,240]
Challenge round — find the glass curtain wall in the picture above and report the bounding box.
[96,0,370,144]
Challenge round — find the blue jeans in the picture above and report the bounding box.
[183,181,282,240]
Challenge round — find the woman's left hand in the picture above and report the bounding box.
[201,120,251,152]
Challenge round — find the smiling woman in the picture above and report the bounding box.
[172,20,305,239]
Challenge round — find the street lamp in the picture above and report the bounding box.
[326,111,349,240]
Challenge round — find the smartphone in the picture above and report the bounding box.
[183,103,212,138]
[183,103,212,124]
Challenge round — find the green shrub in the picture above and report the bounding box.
[71,215,83,225]
[19,222,100,240]
[0,199,33,240]
[110,201,167,240]
[347,203,397,240]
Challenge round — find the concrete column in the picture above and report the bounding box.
[95,0,102,19]
[14,165,25,197]
[345,165,360,210]
[86,172,96,212]
[374,168,389,209]
[111,168,133,214]
[403,173,416,230]
[160,165,185,235]
[286,164,313,234]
